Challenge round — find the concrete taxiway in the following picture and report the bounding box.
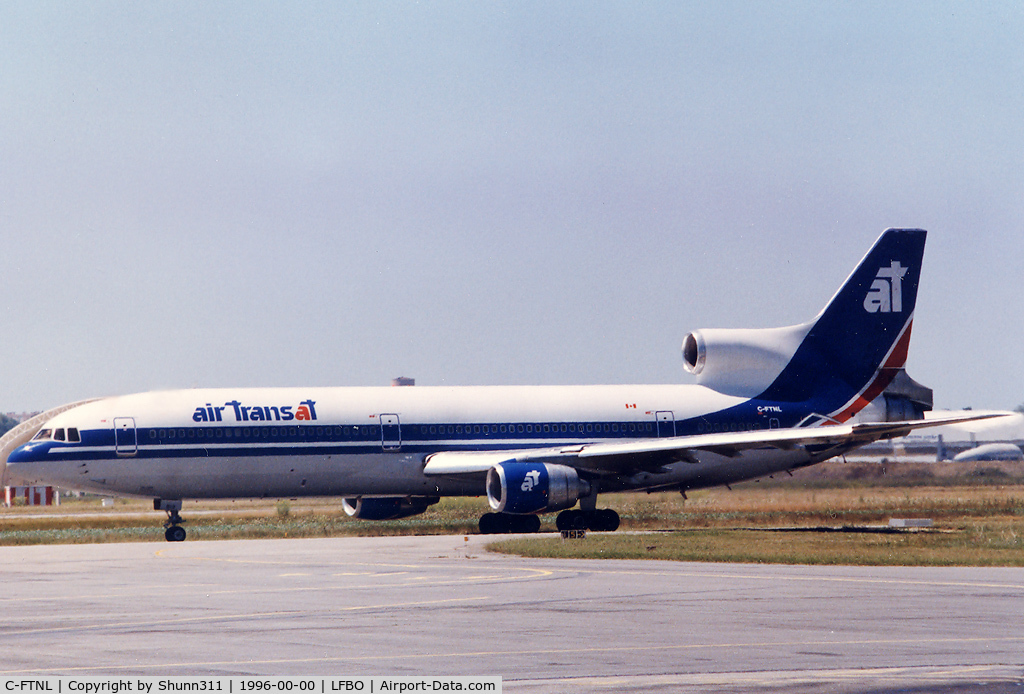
[0,535,1022,693]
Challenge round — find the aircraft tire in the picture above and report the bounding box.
[597,509,620,532]
[514,514,541,534]
[165,526,187,542]
[556,509,586,531]
[478,513,502,534]
[480,513,541,534]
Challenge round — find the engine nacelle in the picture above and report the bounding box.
[682,324,811,398]
[486,462,590,515]
[342,496,439,520]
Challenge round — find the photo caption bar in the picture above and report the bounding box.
[0,678,501,694]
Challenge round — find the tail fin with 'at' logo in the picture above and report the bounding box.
[756,228,929,422]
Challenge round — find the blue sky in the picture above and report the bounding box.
[1,1,1022,412]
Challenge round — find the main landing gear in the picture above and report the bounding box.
[155,499,187,542]
[556,508,620,532]
[477,508,621,534]
[478,512,541,534]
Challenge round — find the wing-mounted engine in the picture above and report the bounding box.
[682,324,812,398]
[486,462,591,514]
[342,496,440,520]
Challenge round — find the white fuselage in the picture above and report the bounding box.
[7,383,822,500]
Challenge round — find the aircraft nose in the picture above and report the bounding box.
[0,398,102,487]
[1,434,19,487]
[1,440,34,487]
[1,418,50,486]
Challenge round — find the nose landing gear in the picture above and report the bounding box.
[155,499,187,542]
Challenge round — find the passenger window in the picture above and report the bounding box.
[67,428,80,443]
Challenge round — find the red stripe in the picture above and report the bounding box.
[829,319,914,424]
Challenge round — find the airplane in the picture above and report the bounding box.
[0,228,1001,541]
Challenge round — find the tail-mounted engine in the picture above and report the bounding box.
[342,496,440,520]
[486,462,591,515]
[682,324,812,398]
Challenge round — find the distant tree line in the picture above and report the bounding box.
[0,414,18,438]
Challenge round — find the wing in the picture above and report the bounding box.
[422,412,1009,476]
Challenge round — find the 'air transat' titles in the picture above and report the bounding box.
[191,400,317,423]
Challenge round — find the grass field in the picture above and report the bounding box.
[487,521,1024,566]
[3,467,1024,565]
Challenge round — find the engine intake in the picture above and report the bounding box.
[682,324,811,398]
[342,496,439,520]
[486,462,590,515]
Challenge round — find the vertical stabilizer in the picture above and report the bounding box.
[756,229,927,422]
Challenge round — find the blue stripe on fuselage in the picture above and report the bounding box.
[8,405,820,465]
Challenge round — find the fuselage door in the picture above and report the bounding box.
[380,414,401,451]
[656,411,675,438]
[114,417,137,456]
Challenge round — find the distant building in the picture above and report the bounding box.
[391,377,415,387]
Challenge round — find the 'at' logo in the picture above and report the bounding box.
[521,470,541,492]
[863,261,908,313]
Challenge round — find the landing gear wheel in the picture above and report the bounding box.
[164,525,187,542]
[479,512,541,534]
[479,512,502,534]
[159,502,187,542]
[594,509,620,532]
[556,509,587,531]
[557,509,620,532]
[514,514,541,534]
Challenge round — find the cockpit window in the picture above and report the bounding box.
[30,427,80,443]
